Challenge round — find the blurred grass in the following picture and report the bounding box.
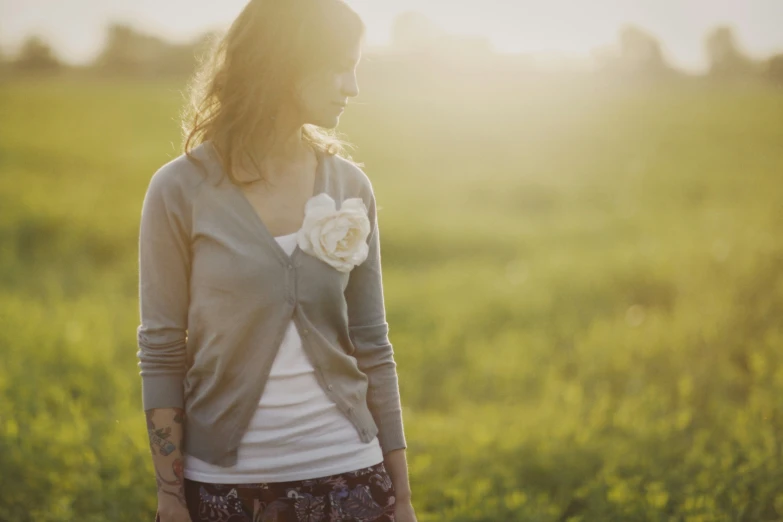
[1,71,782,521]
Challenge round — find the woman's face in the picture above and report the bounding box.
[295,42,362,129]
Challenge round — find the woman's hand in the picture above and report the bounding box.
[155,496,193,522]
[395,497,418,522]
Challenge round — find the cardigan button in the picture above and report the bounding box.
[327,384,333,391]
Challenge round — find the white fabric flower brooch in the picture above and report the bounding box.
[297,193,371,273]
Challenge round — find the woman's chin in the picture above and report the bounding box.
[312,115,340,129]
[302,109,341,128]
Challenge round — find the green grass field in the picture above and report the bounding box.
[1,71,782,521]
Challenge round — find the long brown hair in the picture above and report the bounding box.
[181,0,365,186]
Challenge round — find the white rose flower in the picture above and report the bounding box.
[297,193,371,273]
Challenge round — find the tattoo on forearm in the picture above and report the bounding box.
[146,408,188,507]
[146,410,157,455]
[150,427,176,456]
[146,409,185,456]
[156,465,187,508]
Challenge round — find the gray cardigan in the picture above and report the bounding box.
[136,142,407,467]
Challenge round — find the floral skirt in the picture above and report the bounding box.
[155,461,396,522]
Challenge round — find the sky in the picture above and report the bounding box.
[1,0,782,72]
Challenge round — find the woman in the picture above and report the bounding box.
[137,0,416,520]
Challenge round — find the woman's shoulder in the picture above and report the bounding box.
[145,143,215,201]
[324,150,375,198]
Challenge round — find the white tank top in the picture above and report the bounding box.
[183,232,384,483]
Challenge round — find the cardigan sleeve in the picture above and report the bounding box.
[344,186,407,456]
[136,165,192,412]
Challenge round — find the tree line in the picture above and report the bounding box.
[591,24,783,84]
[1,16,782,84]
[0,24,216,77]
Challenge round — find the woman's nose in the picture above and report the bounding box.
[343,75,359,98]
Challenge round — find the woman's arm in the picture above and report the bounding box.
[146,408,187,507]
[344,184,410,489]
[136,164,193,508]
